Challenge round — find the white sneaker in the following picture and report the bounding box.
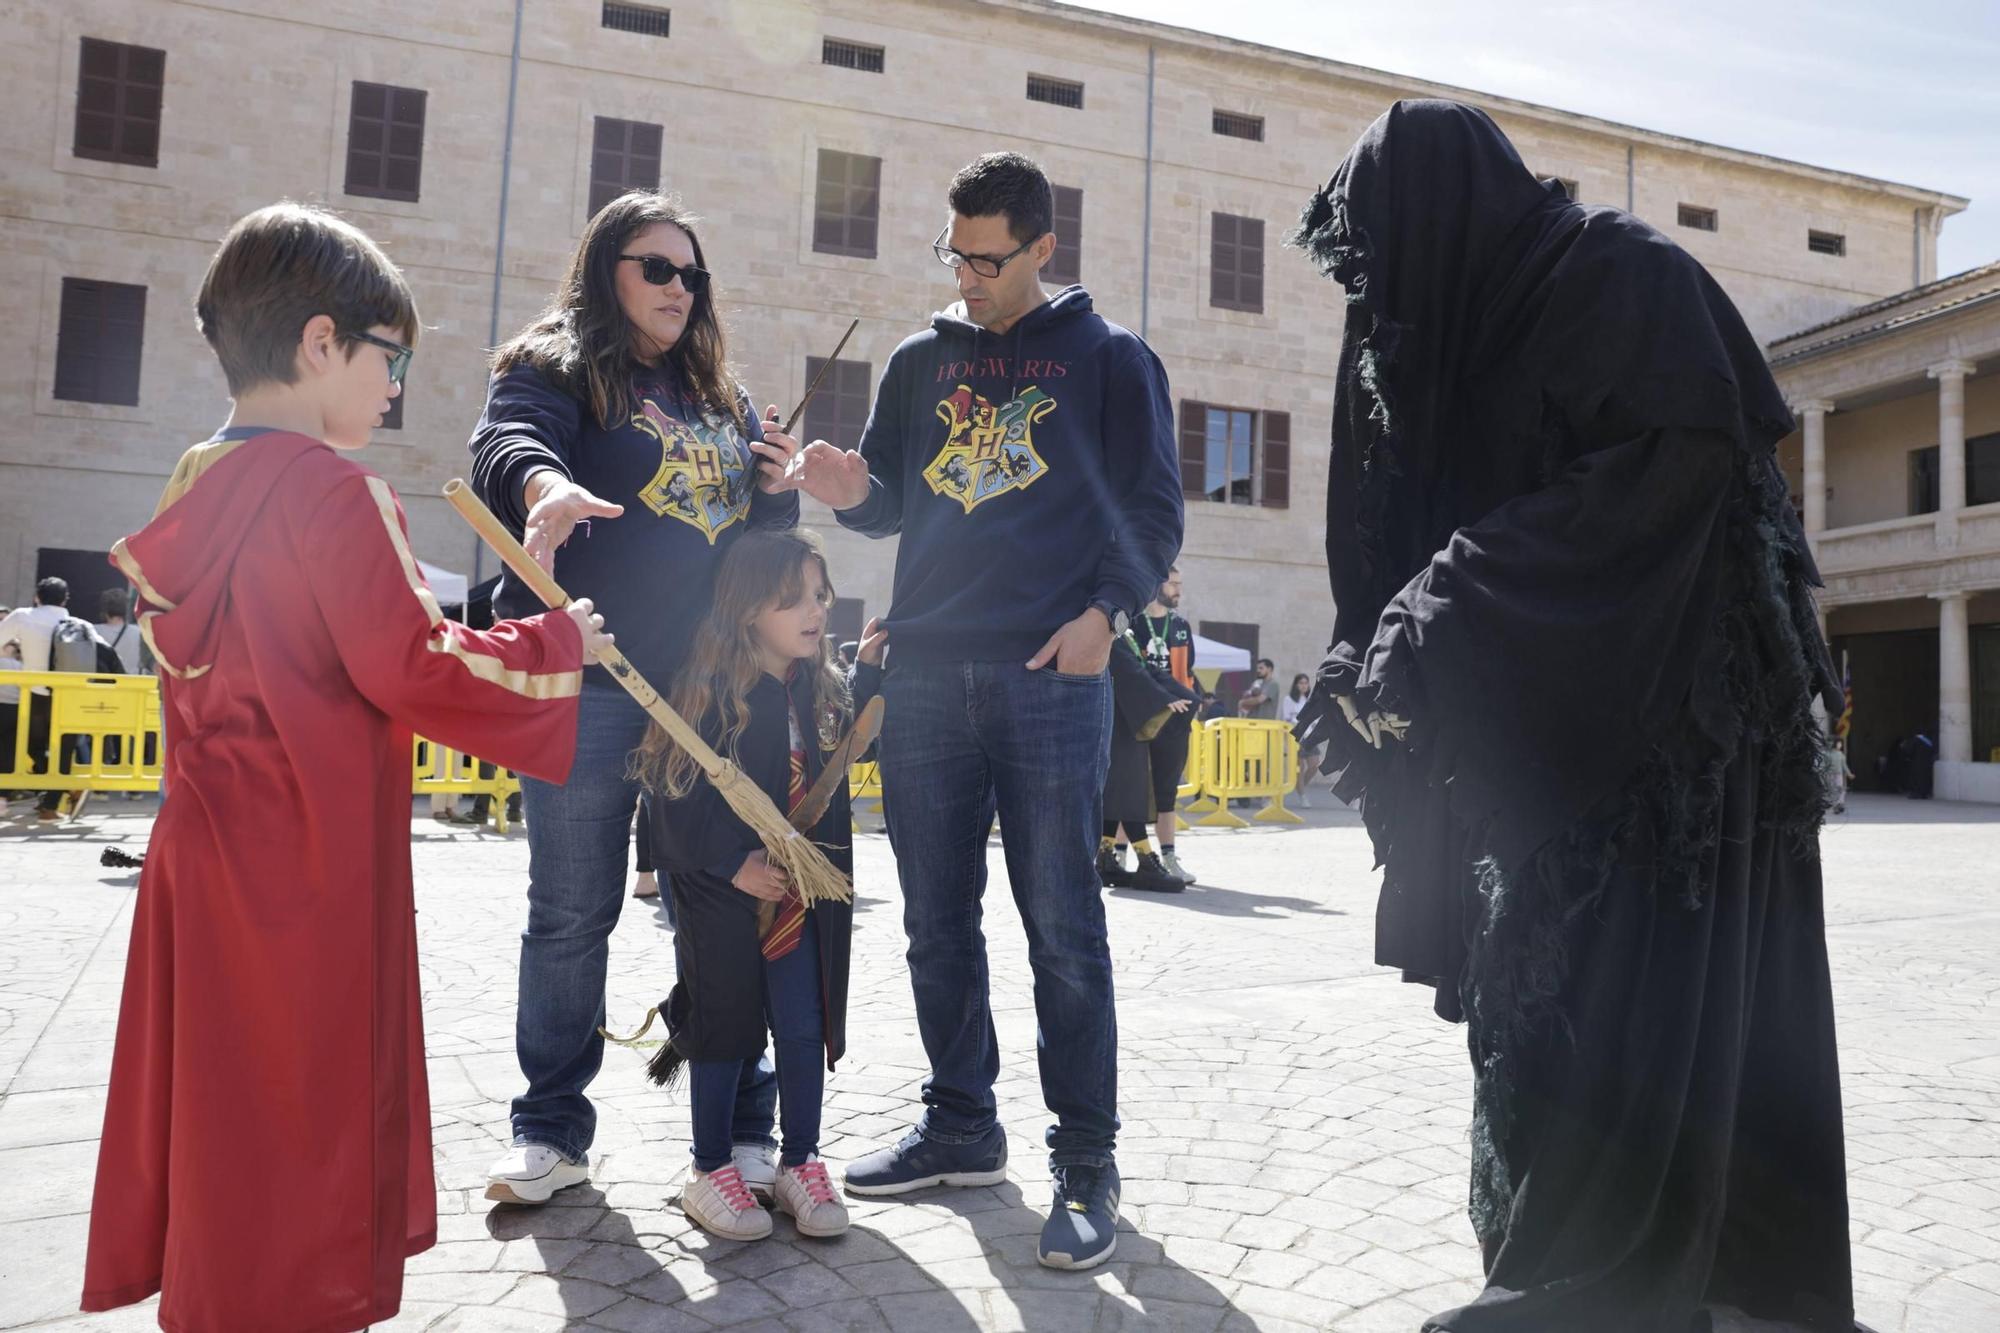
[683,1164,773,1240]
[774,1156,849,1237]
[485,1144,588,1204]
[732,1142,778,1199]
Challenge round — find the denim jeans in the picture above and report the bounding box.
[513,684,774,1161]
[690,913,825,1171]
[878,660,1118,1171]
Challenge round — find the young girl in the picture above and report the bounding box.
[634,529,872,1241]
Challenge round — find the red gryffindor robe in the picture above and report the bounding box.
[82,431,583,1332]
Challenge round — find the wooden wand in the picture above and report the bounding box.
[442,479,852,910]
[781,318,860,437]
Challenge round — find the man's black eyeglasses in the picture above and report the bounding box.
[351,331,412,386]
[619,254,711,294]
[933,227,1038,279]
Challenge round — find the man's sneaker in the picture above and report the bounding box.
[1159,848,1197,886]
[843,1125,1008,1196]
[485,1144,589,1204]
[1095,844,1131,889]
[682,1164,772,1241]
[732,1142,778,1199]
[1128,850,1185,893]
[774,1157,850,1237]
[1038,1162,1121,1270]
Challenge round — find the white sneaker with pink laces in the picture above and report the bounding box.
[682,1163,773,1241]
[774,1156,850,1237]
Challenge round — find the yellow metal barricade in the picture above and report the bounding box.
[849,759,883,829]
[1,672,163,794]
[411,739,522,833]
[1190,718,1304,828]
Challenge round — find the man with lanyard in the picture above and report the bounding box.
[777,152,1182,1270]
[1129,565,1197,885]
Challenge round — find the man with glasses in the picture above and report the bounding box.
[777,152,1182,1270]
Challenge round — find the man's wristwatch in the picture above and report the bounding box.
[1087,598,1129,636]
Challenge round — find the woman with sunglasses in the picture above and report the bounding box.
[468,190,800,1206]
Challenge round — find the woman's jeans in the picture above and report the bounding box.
[513,685,774,1162]
[878,660,1119,1171]
[690,913,825,1171]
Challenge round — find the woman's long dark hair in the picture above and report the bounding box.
[493,191,745,433]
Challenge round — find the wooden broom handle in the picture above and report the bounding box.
[442,478,724,779]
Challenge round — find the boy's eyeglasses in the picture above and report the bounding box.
[351,331,413,385]
[933,226,1036,279]
[619,255,711,294]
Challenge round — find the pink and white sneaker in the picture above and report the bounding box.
[682,1163,772,1241]
[774,1156,850,1237]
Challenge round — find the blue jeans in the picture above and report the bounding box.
[879,660,1118,1171]
[691,913,825,1171]
[514,685,774,1161]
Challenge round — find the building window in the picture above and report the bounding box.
[1212,109,1263,142]
[1910,434,2000,515]
[1179,401,1289,508]
[1045,185,1082,287]
[602,2,670,37]
[1809,229,1846,257]
[813,149,880,259]
[1210,212,1265,313]
[380,384,404,431]
[54,278,146,406]
[823,37,884,72]
[1677,204,1717,232]
[73,37,165,168]
[801,356,873,452]
[1026,74,1084,109]
[588,116,662,220]
[344,82,427,202]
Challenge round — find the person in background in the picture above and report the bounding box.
[1279,672,1319,808]
[93,588,144,674]
[1236,657,1279,719]
[1129,565,1198,884]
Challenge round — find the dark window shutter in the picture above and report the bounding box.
[1047,185,1082,286]
[345,82,426,202]
[380,385,404,431]
[1239,217,1265,313]
[54,277,146,406]
[1259,410,1289,509]
[74,38,165,168]
[1178,400,1207,499]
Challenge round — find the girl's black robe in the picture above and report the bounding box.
[1293,101,1855,1332]
[649,669,861,1069]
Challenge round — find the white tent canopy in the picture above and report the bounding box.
[418,560,469,607]
[1190,634,1251,674]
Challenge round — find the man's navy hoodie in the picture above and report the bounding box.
[836,286,1183,664]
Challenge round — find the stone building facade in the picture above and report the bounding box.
[0,0,1969,703]
[1772,264,2000,802]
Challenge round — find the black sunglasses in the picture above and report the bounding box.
[619,254,711,294]
[350,330,413,385]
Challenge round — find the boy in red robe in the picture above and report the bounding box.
[80,203,607,1332]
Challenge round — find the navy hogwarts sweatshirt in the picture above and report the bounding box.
[468,362,798,689]
[835,287,1183,664]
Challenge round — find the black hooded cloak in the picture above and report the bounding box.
[1292,100,1854,1332]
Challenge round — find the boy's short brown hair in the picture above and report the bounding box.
[195,202,419,395]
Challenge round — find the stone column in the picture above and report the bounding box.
[1936,589,1973,765]
[1795,399,1834,546]
[1929,359,1975,549]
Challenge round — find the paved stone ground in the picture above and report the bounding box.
[2,791,1997,1332]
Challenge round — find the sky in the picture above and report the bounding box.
[1070,0,1999,280]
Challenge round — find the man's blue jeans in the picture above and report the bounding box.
[878,660,1118,1171]
[513,685,774,1162]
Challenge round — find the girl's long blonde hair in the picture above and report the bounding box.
[633,529,850,799]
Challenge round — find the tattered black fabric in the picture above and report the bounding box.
[1291,100,1853,1331]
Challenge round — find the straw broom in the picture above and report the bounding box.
[442,479,853,914]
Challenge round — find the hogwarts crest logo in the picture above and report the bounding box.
[922,384,1056,514]
[631,398,753,543]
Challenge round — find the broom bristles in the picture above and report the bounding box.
[647,1044,687,1088]
[710,762,853,905]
